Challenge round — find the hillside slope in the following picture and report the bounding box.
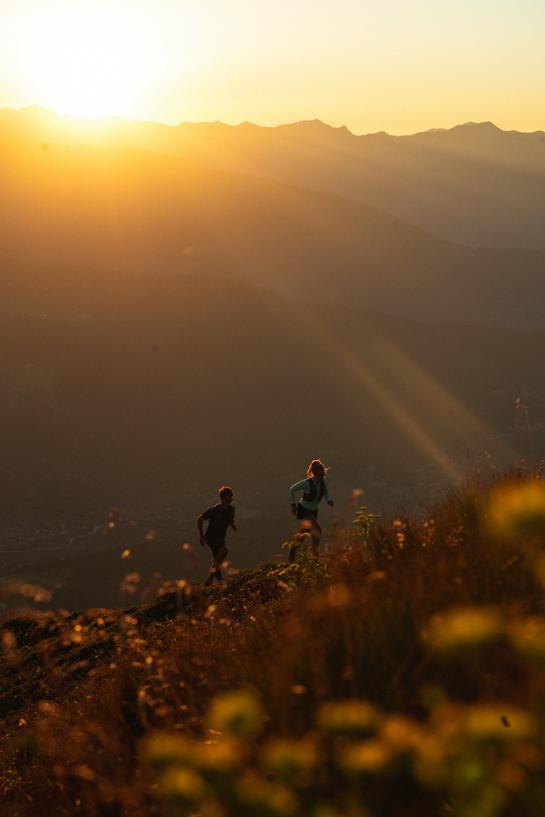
[2,474,545,817]
[1,258,545,609]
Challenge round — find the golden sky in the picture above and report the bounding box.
[1,0,545,134]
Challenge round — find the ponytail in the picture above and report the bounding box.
[306,459,328,479]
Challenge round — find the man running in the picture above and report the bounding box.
[198,485,237,585]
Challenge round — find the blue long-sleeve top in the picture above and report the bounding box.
[289,478,331,511]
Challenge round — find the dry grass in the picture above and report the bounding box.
[2,470,545,816]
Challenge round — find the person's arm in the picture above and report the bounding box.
[230,507,237,533]
[198,510,210,546]
[289,479,309,514]
[324,478,334,507]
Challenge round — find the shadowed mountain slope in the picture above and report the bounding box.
[4,107,545,250]
[2,117,545,329]
[1,258,544,608]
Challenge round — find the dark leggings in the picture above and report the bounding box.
[205,543,229,585]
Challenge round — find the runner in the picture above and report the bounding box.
[288,459,334,562]
[197,486,237,585]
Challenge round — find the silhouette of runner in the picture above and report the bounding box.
[198,486,237,586]
[288,459,334,561]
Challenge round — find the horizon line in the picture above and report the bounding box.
[3,104,545,140]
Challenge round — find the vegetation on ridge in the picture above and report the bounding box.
[2,471,545,816]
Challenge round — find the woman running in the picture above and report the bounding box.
[288,459,334,561]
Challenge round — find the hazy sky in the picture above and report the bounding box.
[1,0,545,133]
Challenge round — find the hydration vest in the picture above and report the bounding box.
[303,478,325,504]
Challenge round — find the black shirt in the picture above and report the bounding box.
[202,504,235,544]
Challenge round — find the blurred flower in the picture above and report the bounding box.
[197,739,242,772]
[207,690,264,737]
[261,738,318,781]
[380,715,424,753]
[338,739,393,774]
[144,733,195,769]
[462,705,534,741]
[424,606,503,651]
[432,702,534,747]
[160,767,206,803]
[486,480,545,544]
[318,700,381,735]
[237,773,298,816]
[508,616,545,660]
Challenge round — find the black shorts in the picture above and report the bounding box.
[206,539,227,555]
[296,504,318,521]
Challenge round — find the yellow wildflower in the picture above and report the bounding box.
[261,737,318,781]
[318,700,381,735]
[487,480,545,544]
[207,689,264,737]
[424,606,503,651]
[339,739,393,774]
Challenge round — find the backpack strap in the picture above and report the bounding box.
[317,478,325,502]
[303,479,316,503]
[303,478,324,504]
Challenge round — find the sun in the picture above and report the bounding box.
[17,5,181,119]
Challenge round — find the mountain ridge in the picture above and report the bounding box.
[3,120,545,329]
[3,104,545,139]
[5,104,545,250]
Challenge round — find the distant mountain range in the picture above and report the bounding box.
[3,106,545,250]
[1,107,545,330]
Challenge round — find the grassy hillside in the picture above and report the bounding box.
[2,471,545,816]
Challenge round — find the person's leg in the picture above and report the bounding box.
[213,544,228,582]
[290,506,308,562]
[204,542,224,585]
[309,518,322,556]
[290,512,320,562]
[204,557,216,586]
